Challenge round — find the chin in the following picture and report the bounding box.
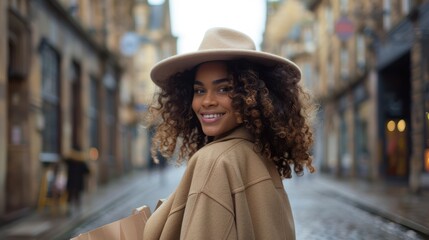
[202,131,217,137]
[201,128,220,137]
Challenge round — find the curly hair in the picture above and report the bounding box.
[147,59,316,178]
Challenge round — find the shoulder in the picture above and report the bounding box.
[203,137,254,156]
[192,126,256,162]
[192,137,261,168]
[188,138,270,189]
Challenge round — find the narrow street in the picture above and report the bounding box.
[60,166,186,239]
[57,167,425,240]
[285,178,424,240]
[2,1,429,240]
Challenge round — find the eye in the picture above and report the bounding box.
[193,88,205,95]
[219,86,233,93]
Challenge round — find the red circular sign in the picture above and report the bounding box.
[335,16,354,41]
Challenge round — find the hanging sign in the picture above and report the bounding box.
[335,16,355,41]
[120,32,141,57]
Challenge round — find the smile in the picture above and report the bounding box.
[201,113,224,119]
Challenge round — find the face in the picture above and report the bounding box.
[192,61,241,138]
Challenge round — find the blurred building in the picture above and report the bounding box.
[263,0,319,168]
[128,0,176,169]
[0,0,175,223]
[264,0,429,192]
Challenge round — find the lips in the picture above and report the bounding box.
[200,113,225,123]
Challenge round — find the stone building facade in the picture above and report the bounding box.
[264,0,429,192]
[0,0,138,221]
[128,0,177,169]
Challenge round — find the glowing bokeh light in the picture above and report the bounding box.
[89,147,99,161]
[387,120,396,132]
[397,119,406,132]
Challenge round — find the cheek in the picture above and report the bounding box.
[222,97,234,109]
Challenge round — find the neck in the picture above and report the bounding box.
[213,125,243,141]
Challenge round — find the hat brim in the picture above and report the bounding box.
[150,49,302,88]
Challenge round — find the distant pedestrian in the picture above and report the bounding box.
[148,126,167,169]
[65,145,90,211]
[143,27,316,239]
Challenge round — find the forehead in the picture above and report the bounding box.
[194,61,229,83]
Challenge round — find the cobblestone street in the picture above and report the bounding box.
[60,167,185,239]
[285,178,424,240]
[56,167,426,240]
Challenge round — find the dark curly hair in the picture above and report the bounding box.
[147,59,316,178]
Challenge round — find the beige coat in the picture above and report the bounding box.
[143,127,295,240]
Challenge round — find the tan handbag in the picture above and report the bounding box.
[70,205,151,240]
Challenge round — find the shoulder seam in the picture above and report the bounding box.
[231,176,272,194]
[200,138,251,190]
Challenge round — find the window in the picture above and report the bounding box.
[104,73,117,158]
[356,34,366,71]
[401,0,411,15]
[40,42,60,162]
[133,2,147,30]
[339,113,349,171]
[340,47,349,80]
[327,62,335,90]
[70,62,81,149]
[340,0,349,14]
[106,88,116,157]
[383,0,392,30]
[303,26,315,53]
[325,7,334,33]
[313,22,320,46]
[89,76,100,149]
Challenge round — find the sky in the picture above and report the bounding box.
[149,0,267,54]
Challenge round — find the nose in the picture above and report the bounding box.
[202,91,217,107]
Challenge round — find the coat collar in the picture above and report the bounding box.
[208,126,253,146]
[204,126,285,188]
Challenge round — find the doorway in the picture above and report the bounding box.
[6,12,31,215]
[379,53,411,180]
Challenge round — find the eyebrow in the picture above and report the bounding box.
[194,78,229,86]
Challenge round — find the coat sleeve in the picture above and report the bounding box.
[143,192,177,240]
[179,157,238,240]
[180,192,237,240]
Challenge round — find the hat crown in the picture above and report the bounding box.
[151,27,301,88]
[198,27,256,51]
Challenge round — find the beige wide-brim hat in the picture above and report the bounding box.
[150,27,302,88]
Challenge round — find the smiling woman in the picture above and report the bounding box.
[192,62,241,138]
[143,27,315,240]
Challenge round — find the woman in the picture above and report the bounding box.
[143,27,315,240]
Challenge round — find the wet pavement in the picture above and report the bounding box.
[0,165,428,240]
[0,166,184,240]
[311,175,429,237]
[285,175,428,240]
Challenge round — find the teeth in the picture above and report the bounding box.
[202,113,223,119]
